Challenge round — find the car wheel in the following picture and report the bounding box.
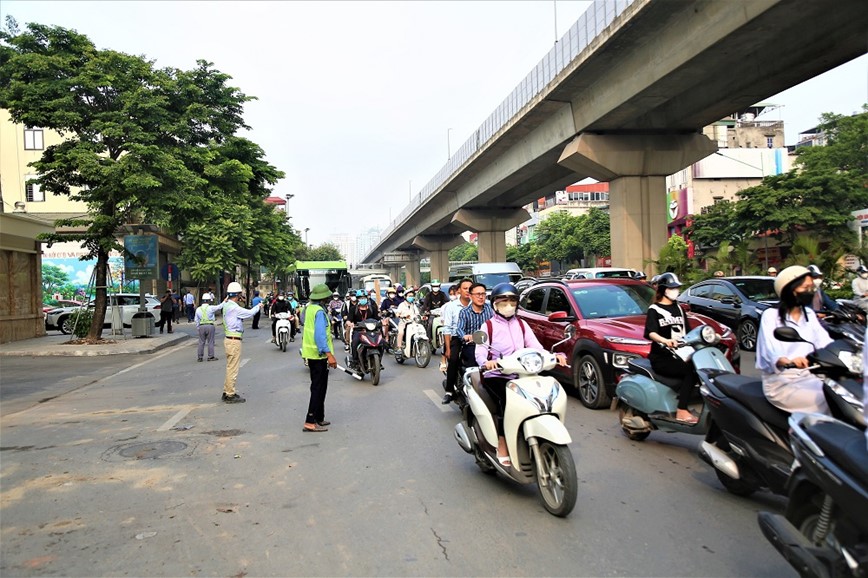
[737,319,758,352]
[574,354,610,409]
[59,316,72,335]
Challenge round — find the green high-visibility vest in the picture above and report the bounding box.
[301,304,332,360]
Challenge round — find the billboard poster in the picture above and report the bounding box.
[41,241,134,301]
[124,235,158,279]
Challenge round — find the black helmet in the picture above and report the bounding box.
[656,272,682,289]
[807,264,822,277]
[489,282,519,304]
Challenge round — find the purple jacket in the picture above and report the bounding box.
[475,314,544,376]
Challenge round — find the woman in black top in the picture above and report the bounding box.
[643,272,697,424]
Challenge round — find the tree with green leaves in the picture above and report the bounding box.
[683,201,744,249]
[735,109,868,246]
[303,243,344,262]
[506,242,536,272]
[576,208,610,264]
[448,242,478,262]
[1,22,295,340]
[651,234,692,280]
[532,211,583,269]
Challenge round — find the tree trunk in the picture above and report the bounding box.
[88,248,109,341]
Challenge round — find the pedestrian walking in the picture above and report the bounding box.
[195,297,218,362]
[251,290,262,329]
[158,290,175,334]
[172,290,181,323]
[301,283,337,432]
[216,281,263,404]
[184,291,195,322]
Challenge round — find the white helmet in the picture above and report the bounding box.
[227,281,243,295]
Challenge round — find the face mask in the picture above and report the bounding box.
[406,297,415,303]
[278,296,285,301]
[795,290,815,306]
[350,296,357,302]
[359,299,368,306]
[450,294,458,301]
[813,278,823,289]
[664,288,680,300]
[432,288,440,293]
[388,294,396,300]
[495,302,517,318]
[861,273,868,279]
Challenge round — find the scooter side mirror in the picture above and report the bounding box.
[564,325,576,339]
[472,330,488,345]
[773,326,805,343]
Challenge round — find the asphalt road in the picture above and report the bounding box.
[0,328,789,577]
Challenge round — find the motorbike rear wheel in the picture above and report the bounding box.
[535,441,578,517]
[715,467,758,497]
[414,340,431,368]
[370,353,381,386]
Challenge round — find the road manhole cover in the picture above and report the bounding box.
[102,440,195,462]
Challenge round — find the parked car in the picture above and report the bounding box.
[677,276,778,352]
[45,294,161,334]
[562,267,638,280]
[42,299,83,314]
[517,278,740,409]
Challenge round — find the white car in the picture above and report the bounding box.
[562,267,638,280]
[45,293,161,334]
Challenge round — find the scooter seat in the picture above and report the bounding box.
[713,374,790,432]
[804,420,868,487]
[626,358,685,390]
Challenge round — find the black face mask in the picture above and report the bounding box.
[795,290,815,306]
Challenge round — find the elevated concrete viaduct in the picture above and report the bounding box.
[363,0,867,281]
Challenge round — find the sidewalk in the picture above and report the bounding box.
[0,329,189,357]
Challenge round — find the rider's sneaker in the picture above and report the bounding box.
[441,393,453,405]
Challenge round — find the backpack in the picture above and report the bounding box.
[484,317,526,360]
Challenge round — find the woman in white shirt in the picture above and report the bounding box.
[756,265,832,414]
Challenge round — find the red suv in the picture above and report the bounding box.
[518,278,740,409]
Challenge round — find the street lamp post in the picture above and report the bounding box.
[304,227,310,248]
[447,128,453,160]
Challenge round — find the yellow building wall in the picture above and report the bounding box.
[0,109,85,214]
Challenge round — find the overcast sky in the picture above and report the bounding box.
[3,1,866,247]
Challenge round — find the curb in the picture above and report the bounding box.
[0,334,190,357]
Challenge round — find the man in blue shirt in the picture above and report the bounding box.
[456,283,494,370]
[251,290,263,329]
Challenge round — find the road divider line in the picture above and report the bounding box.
[157,406,194,431]
[424,389,452,412]
[241,358,250,368]
[104,346,181,381]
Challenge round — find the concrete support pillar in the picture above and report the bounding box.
[558,133,716,274]
[404,260,421,289]
[411,234,464,282]
[384,265,402,286]
[451,208,531,264]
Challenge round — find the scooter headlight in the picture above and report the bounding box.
[518,351,544,374]
[837,350,863,375]
[700,325,720,344]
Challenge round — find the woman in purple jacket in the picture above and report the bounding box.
[476,283,567,466]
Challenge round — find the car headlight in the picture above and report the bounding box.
[518,351,544,374]
[604,336,651,346]
[612,352,638,369]
[837,350,863,375]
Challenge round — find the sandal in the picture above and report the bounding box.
[497,454,512,467]
[302,424,328,432]
[316,420,331,427]
[675,414,699,425]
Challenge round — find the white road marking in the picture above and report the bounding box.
[157,406,195,431]
[424,389,452,412]
[103,346,180,381]
[241,358,250,368]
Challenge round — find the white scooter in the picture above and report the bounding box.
[453,327,578,517]
[274,312,291,352]
[394,314,431,368]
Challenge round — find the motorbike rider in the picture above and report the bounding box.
[342,291,358,348]
[643,272,697,424]
[347,292,377,366]
[363,289,379,317]
[456,282,494,370]
[440,278,472,404]
[395,288,422,351]
[851,265,868,313]
[379,287,401,342]
[756,265,833,414]
[475,283,568,466]
[806,264,839,318]
[421,280,448,338]
[270,292,294,344]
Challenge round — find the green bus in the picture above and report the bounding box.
[289,260,351,300]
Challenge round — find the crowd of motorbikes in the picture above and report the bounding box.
[268,287,866,570]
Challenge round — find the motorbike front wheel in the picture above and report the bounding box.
[535,441,578,517]
[414,340,431,368]
[370,353,381,386]
[279,335,287,352]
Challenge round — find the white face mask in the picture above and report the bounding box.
[813,278,823,288]
[861,273,868,280]
[495,302,517,318]
[664,288,680,301]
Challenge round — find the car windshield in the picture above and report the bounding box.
[594,270,634,278]
[571,284,654,319]
[477,272,522,287]
[731,279,777,301]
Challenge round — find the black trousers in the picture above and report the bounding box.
[251,311,260,329]
[650,355,695,410]
[159,311,173,332]
[460,342,478,372]
[444,336,463,392]
[482,375,510,435]
[305,358,329,424]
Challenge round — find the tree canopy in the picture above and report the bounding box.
[0,21,300,339]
